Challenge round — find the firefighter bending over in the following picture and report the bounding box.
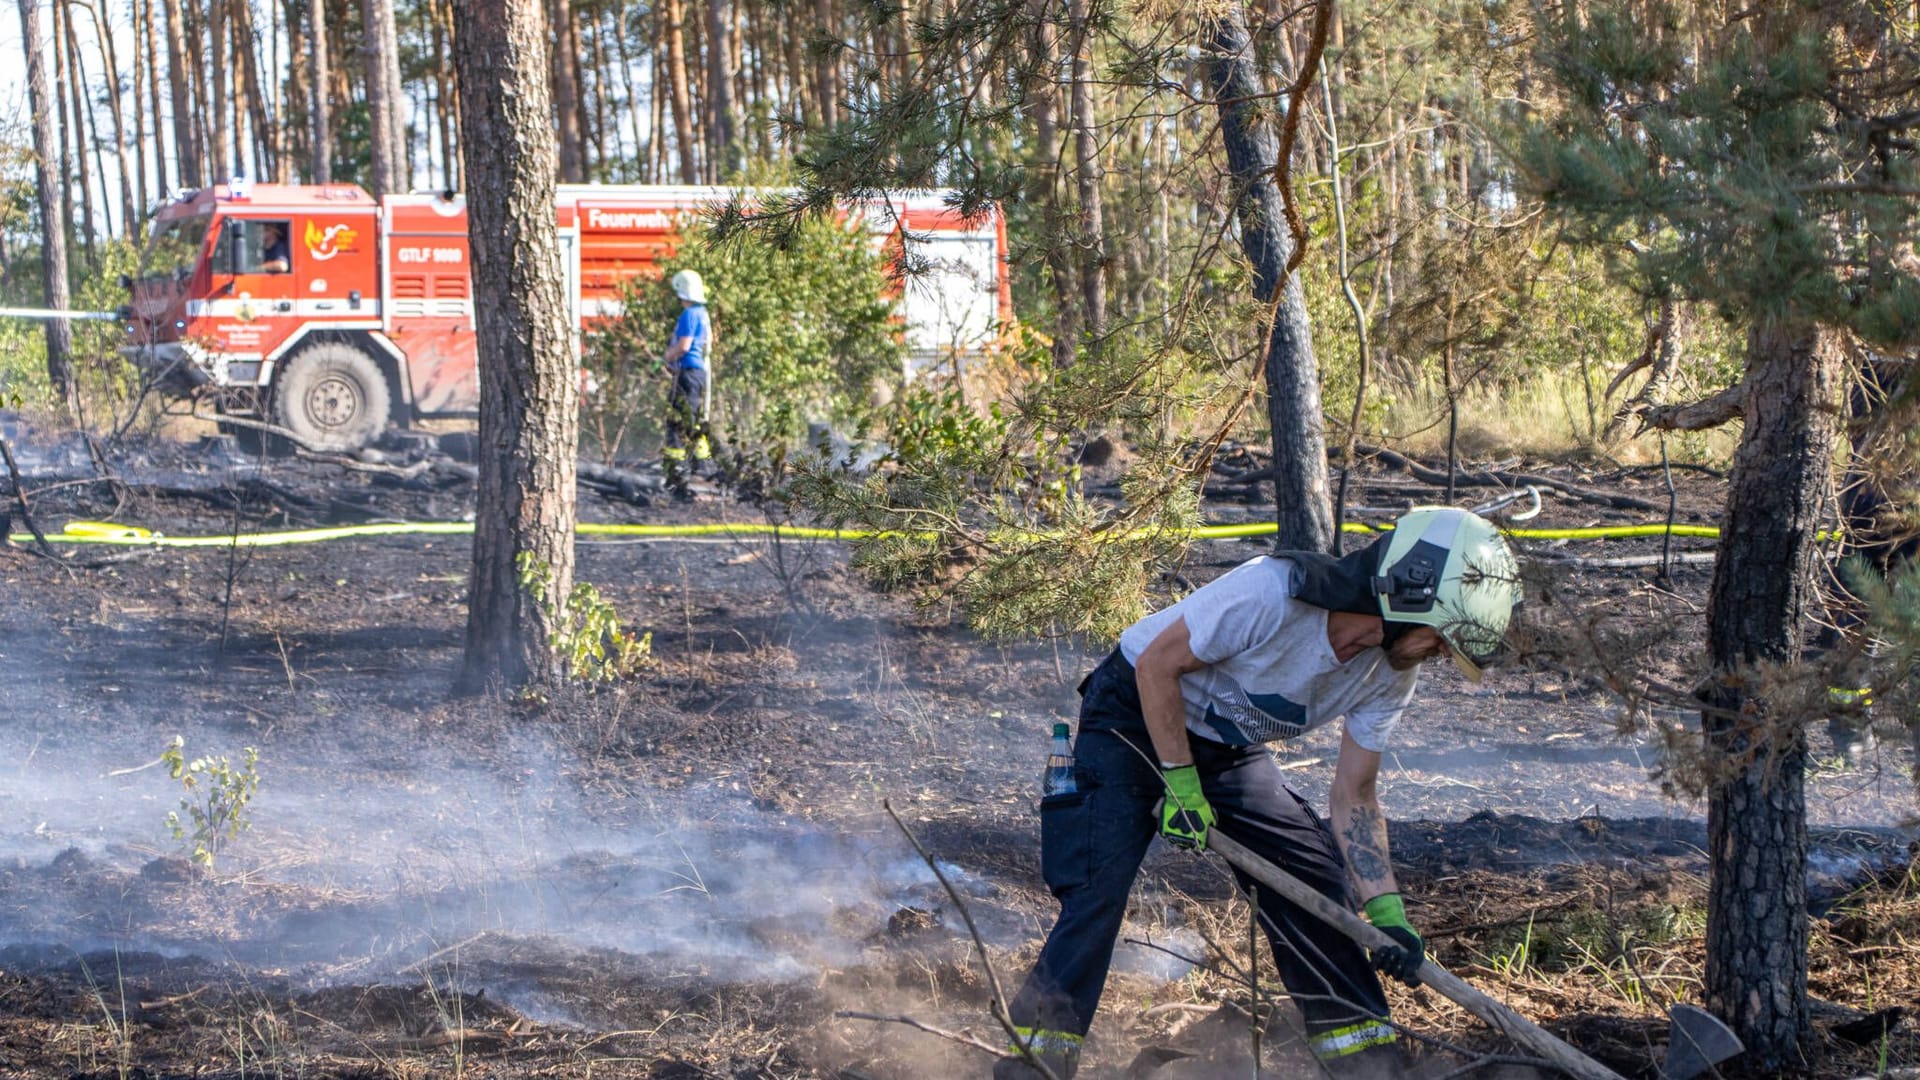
[996,508,1523,1080]
[661,269,713,493]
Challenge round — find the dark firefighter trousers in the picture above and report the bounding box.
[664,366,710,455]
[1005,650,1395,1062]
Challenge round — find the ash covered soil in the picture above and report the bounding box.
[0,438,1916,1079]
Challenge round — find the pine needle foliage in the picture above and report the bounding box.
[1514,1,1920,350]
[784,333,1223,642]
[1845,555,1920,783]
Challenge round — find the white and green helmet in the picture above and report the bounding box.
[1372,507,1522,681]
[671,268,708,304]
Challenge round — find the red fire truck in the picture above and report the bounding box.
[125,182,1013,451]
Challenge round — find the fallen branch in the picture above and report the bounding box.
[0,434,61,560]
[1216,446,1670,513]
[190,408,332,454]
[1345,444,1669,513]
[1636,382,1746,434]
[1530,551,1717,569]
[834,1012,1012,1059]
[293,448,435,480]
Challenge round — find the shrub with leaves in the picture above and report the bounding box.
[517,554,653,682]
[581,213,904,457]
[161,736,261,872]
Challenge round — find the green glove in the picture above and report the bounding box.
[1364,893,1425,986]
[1158,765,1217,850]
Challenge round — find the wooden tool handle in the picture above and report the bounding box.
[1206,830,1627,1080]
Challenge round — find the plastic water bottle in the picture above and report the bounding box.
[1042,722,1078,797]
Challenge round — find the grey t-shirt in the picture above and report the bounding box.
[1116,556,1416,751]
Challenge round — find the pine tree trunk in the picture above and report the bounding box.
[1065,0,1106,343]
[449,0,578,693]
[663,0,697,182]
[16,0,78,414]
[208,0,229,181]
[161,0,197,185]
[1203,1,1333,552]
[77,0,136,234]
[1028,0,1077,369]
[186,0,212,185]
[310,0,332,181]
[649,31,666,180]
[1700,319,1843,1069]
[382,0,407,179]
[615,9,646,177]
[144,0,167,192]
[584,11,610,171]
[133,0,151,214]
[364,0,403,193]
[228,8,249,179]
[548,0,582,180]
[58,1,100,261]
[232,0,274,180]
[704,0,737,178]
[433,0,457,187]
[811,0,835,129]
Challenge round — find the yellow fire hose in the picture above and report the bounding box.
[8,518,1752,549]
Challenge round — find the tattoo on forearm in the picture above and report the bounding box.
[1341,805,1391,884]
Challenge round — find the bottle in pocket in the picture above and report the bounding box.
[1042,721,1077,797]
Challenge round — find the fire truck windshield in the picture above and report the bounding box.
[139,214,211,281]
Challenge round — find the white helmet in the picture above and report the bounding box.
[1373,507,1522,682]
[670,269,707,304]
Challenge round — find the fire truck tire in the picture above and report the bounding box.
[271,342,393,453]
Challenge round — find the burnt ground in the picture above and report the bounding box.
[0,433,1916,1079]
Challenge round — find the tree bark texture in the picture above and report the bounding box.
[450,0,579,692]
[310,0,332,182]
[1700,319,1844,1069]
[16,0,77,412]
[1202,3,1333,552]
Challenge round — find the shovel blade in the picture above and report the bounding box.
[1660,1004,1743,1080]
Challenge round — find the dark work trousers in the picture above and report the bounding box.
[664,365,709,452]
[1006,650,1393,1050]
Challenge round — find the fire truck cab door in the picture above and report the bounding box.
[205,216,301,365]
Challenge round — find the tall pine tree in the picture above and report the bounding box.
[1519,2,1919,1066]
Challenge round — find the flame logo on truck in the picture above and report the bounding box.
[305,221,358,262]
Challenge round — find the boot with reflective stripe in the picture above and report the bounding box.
[991,1027,1081,1080]
[1310,1022,1406,1079]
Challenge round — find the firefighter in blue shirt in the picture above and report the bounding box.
[661,269,713,492]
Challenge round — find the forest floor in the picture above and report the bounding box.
[0,426,1916,1079]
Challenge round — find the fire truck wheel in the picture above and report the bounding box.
[272,342,393,453]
